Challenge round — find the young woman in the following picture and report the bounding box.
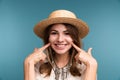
[24,10,97,80]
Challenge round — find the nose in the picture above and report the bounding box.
[57,34,64,42]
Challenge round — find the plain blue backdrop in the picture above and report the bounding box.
[0,0,120,80]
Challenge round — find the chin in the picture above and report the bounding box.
[52,48,70,55]
[55,51,67,55]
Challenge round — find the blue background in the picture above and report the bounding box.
[0,0,120,80]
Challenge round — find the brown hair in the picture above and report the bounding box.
[39,23,82,77]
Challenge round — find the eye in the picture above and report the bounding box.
[50,31,58,35]
[64,31,70,35]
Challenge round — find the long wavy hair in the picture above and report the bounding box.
[39,23,82,77]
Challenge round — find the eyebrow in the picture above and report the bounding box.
[50,30,57,31]
[50,29,68,32]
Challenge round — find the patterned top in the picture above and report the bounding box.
[35,62,86,80]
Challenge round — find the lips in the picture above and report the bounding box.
[54,44,67,50]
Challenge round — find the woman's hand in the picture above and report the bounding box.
[72,42,98,80]
[25,43,51,65]
[71,42,97,67]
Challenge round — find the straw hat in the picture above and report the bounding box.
[34,10,89,39]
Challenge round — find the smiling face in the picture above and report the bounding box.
[49,24,73,55]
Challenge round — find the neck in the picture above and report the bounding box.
[54,52,70,68]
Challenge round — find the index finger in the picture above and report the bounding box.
[71,42,83,52]
[38,43,51,51]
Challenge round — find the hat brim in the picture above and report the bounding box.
[34,17,89,39]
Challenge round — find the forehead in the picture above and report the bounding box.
[50,23,67,31]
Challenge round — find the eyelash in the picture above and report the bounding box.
[50,31,70,35]
[64,32,70,35]
[50,32,57,35]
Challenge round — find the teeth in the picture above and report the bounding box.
[56,44,65,47]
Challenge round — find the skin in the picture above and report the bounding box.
[24,43,50,80]
[24,23,97,80]
[71,42,97,80]
[49,24,73,68]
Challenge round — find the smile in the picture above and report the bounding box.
[54,44,67,50]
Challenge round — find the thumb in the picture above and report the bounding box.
[34,48,38,52]
[87,48,92,56]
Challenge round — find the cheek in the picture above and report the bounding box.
[66,37,73,43]
[49,35,56,43]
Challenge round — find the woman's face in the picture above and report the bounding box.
[49,24,73,55]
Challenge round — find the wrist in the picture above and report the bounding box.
[87,58,98,69]
[24,57,35,66]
